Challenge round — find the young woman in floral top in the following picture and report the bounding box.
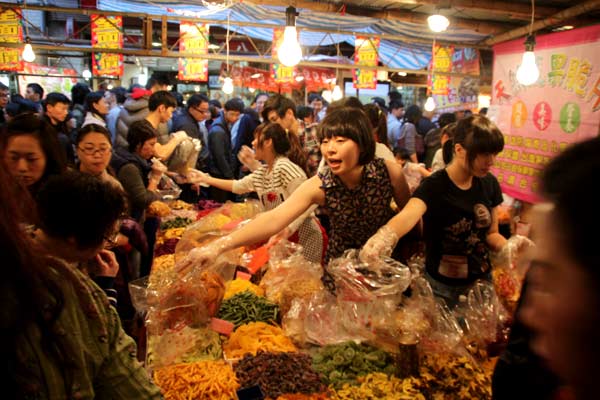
[180,107,411,274]
[192,122,325,263]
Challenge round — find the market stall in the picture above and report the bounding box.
[129,197,531,400]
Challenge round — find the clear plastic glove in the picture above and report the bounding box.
[192,138,202,152]
[94,249,120,278]
[186,168,210,187]
[151,157,168,174]
[171,130,188,143]
[359,225,400,264]
[175,236,232,275]
[238,145,261,172]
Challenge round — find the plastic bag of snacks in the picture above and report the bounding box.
[259,240,324,315]
[491,235,535,312]
[167,136,201,175]
[143,265,226,368]
[283,290,395,346]
[328,250,411,302]
[174,200,261,259]
[456,280,510,358]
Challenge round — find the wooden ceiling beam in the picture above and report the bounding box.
[382,0,559,21]
[485,0,600,45]
[254,0,514,35]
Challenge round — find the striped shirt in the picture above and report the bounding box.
[232,157,324,263]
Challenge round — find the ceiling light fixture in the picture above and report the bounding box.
[278,6,302,67]
[427,14,450,33]
[424,96,436,112]
[516,0,540,86]
[23,37,36,63]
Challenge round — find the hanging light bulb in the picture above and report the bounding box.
[427,14,450,33]
[331,85,343,101]
[23,38,36,63]
[516,35,540,86]
[82,69,92,80]
[222,76,234,94]
[278,6,302,67]
[424,96,436,112]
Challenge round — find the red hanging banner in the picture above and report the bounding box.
[0,8,23,72]
[91,15,123,77]
[178,22,209,81]
[353,36,380,89]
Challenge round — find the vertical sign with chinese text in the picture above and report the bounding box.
[0,8,23,72]
[91,15,123,77]
[353,36,379,89]
[429,44,454,95]
[491,25,600,203]
[178,22,208,81]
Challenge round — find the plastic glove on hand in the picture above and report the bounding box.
[359,225,400,264]
[172,130,188,142]
[175,247,216,275]
[175,236,232,275]
[186,168,210,187]
[238,145,261,172]
[151,158,168,174]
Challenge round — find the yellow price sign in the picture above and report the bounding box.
[0,9,19,22]
[0,50,18,64]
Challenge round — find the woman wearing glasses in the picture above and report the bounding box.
[76,123,122,190]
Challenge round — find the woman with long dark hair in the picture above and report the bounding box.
[82,90,109,128]
[2,113,66,197]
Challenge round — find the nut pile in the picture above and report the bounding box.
[234,351,326,399]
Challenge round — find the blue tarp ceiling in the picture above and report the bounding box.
[99,0,487,70]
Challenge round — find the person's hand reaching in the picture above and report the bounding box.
[359,225,400,264]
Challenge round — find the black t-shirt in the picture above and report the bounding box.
[413,169,503,285]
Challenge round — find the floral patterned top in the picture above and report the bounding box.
[318,157,395,262]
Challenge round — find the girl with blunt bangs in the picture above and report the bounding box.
[190,122,326,263]
[180,107,411,286]
[361,114,507,307]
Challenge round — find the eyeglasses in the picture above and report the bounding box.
[103,220,122,248]
[0,93,8,98]
[195,107,210,115]
[78,145,112,156]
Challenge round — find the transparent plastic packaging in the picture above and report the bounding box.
[328,249,411,302]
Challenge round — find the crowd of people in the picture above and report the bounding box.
[0,73,597,400]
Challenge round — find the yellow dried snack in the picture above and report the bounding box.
[224,280,265,300]
[154,360,239,400]
[331,373,425,400]
[163,227,186,239]
[148,201,171,217]
[223,321,296,359]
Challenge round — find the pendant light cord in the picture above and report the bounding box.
[529,0,535,35]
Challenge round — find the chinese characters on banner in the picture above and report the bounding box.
[271,28,296,84]
[178,22,208,81]
[0,8,23,72]
[353,36,380,89]
[431,48,480,112]
[490,25,600,203]
[429,44,454,95]
[91,15,123,77]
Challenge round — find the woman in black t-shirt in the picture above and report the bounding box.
[361,115,507,306]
